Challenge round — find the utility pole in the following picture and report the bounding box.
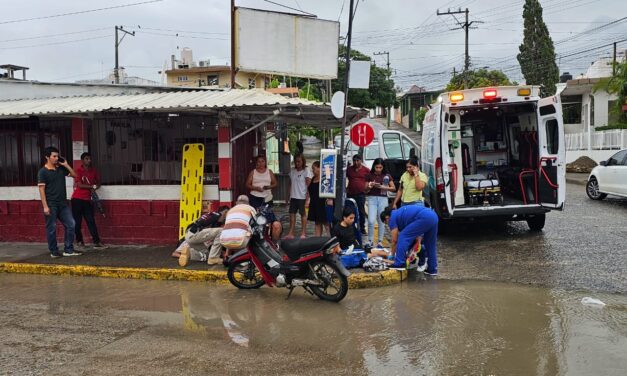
[335,0,355,220]
[613,42,617,76]
[230,0,237,88]
[114,26,135,84]
[374,51,391,127]
[436,8,481,89]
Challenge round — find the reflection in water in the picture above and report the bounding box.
[1,274,626,375]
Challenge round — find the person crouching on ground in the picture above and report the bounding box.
[380,205,439,275]
[219,195,256,261]
[179,205,230,267]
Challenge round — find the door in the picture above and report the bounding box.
[603,149,627,194]
[536,96,565,209]
[378,131,403,159]
[441,105,455,215]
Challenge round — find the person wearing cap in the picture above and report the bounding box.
[219,195,256,259]
[346,154,370,235]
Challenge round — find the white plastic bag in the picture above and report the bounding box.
[581,297,606,307]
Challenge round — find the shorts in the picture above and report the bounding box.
[289,198,306,215]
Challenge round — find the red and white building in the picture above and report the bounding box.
[0,88,357,244]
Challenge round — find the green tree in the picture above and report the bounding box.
[445,69,513,91]
[517,0,559,97]
[332,45,396,109]
[593,60,627,125]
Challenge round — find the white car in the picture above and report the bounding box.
[586,149,627,200]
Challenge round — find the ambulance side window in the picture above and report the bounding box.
[545,119,559,154]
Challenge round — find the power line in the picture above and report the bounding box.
[0,0,163,25]
[0,35,110,50]
[0,27,110,43]
[262,0,316,17]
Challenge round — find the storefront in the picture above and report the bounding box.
[0,89,360,244]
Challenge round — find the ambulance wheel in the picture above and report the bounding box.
[526,214,545,232]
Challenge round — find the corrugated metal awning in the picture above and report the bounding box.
[0,89,360,125]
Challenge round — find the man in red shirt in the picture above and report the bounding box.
[71,152,106,249]
[346,154,370,234]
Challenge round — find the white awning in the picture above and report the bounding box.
[0,89,361,126]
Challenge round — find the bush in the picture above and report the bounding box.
[595,123,627,131]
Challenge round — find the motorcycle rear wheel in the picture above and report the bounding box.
[227,260,265,289]
[308,260,348,302]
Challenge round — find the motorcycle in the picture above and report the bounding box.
[226,205,350,302]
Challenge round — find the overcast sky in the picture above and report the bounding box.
[1,0,626,90]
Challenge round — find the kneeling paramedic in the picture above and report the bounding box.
[380,205,439,275]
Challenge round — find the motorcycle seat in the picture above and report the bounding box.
[281,236,337,260]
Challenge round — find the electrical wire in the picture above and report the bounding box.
[0,0,163,25]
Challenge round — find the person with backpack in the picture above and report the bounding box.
[380,205,439,275]
[179,205,230,267]
[71,152,106,250]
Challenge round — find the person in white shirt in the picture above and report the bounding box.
[245,155,277,209]
[285,153,312,239]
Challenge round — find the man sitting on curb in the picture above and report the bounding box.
[179,206,230,267]
[380,205,439,275]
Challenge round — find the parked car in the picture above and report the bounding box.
[586,149,627,200]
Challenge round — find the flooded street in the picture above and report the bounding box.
[1,273,625,375]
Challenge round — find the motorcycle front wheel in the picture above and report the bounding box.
[308,260,348,302]
[227,260,265,289]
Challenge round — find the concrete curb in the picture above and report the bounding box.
[0,262,406,289]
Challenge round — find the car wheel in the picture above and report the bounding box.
[586,177,607,200]
[526,214,545,232]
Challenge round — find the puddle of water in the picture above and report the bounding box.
[1,274,625,375]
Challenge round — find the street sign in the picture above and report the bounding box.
[350,122,375,147]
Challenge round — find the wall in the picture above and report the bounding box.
[0,80,182,101]
[165,70,266,89]
[0,185,221,244]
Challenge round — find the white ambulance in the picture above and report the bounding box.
[421,86,565,230]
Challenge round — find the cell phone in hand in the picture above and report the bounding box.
[58,157,66,163]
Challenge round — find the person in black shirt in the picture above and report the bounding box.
[179,206,229,267]
[37,146,80,258]
[331,207,360,250]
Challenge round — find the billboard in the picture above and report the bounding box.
[235,7,339,79]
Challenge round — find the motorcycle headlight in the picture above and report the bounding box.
[255,215,267,226]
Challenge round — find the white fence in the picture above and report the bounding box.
[565,129,627,151]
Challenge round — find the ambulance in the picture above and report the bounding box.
[421,86,565,230]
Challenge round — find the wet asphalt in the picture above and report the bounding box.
[0,182,625,375]
[437,182,627,293]
[0,274,625,375]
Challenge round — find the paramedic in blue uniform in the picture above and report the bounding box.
[380,205,439,275]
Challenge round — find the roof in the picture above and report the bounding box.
[0,64,29,70]
[165,66,231,74]
[0,89,362,126]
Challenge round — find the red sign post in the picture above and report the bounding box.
[349,122,375,147]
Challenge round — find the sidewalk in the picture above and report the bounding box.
[0,241,405,289]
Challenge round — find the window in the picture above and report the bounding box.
[382,133,402,159]
[402,137,416,159]
[0,119,70,186]
[364,144,379,160]
[608,100,620,124]
[248,78,256,89]
[177,76,188,82]
[545,119,559,154]
[561,95,582,124]
[539,104,556,116]
[207,75,219,86]
[607,150,627,166]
